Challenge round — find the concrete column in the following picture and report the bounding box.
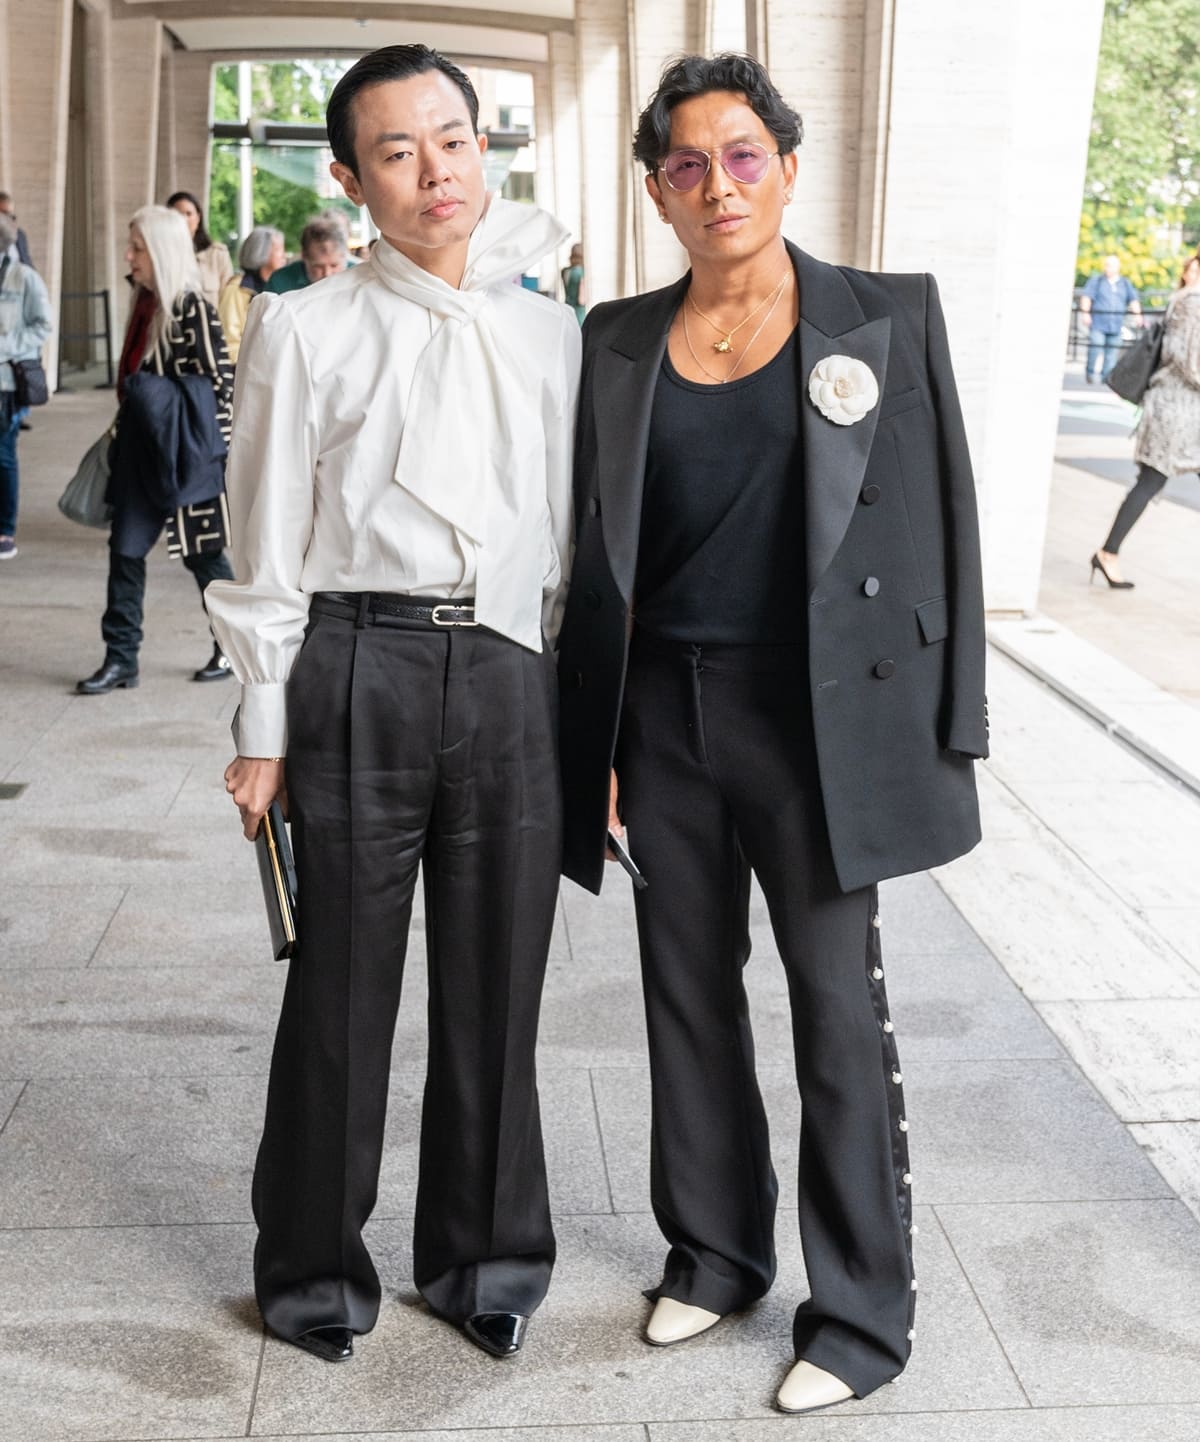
[109,14,162,242]
[545,32,583,296]
[531,61,562,296]
[761,0,868,263]
[0,0,12,192]
[155,36,177,203]
[573,0,635,306]
[171,51,215,210]
[82,0,120,347]
[871,0,1104,613]
[3,0,73,386]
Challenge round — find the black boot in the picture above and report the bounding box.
[192,645,233,682]
[76,660,139,695]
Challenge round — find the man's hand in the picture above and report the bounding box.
[605,768,624,859]
[224,756,287,841]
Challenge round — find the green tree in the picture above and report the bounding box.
[1080,0,1200,283]
[208,61,353,257]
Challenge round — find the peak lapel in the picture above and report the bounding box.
[593,276,687,604]
[793,247,891,591]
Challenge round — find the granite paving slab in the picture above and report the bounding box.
[0,881,126,968]
[89,878,278,969]
[1130,1121,1200,1226]
[0,1081,26,1135]
[0,1223,261,1442]
[250,1205,1022,1434]
[1036,999,1200,1120]
[1138,908,1200,971]
[649,1403,1200,1441]
[935,1199,1200,1406]
[0,814,249,886]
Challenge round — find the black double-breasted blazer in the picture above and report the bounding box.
[557,242,988,897]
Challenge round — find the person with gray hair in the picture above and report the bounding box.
[0,210,52,559]
[218,225,286,363]
[266,215,350,294]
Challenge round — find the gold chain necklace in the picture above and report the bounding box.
[688,268,791,353]
[682,275,789,384]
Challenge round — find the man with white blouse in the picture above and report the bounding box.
[206,45,580,1366]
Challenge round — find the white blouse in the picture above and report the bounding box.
[205,217,581,758]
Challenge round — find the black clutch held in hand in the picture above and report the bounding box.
[256,801,298,960]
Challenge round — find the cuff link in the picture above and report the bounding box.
[882,1020,894,1033]
[872,966,884,980]
[910,1279,918,1291]
[898,1118,909,1132]
[871,913,882,929]
[891,1070,903,1084]
[902,1172,913,1185]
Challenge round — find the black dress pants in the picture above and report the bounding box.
[101,537,233,668]
[617,631,914,1398]
[252,602,561,1342]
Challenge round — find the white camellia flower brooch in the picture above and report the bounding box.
[808,355,880,426]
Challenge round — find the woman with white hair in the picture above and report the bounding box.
[218,226,286,363]
[76,204,236,694]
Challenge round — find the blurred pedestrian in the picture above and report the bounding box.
[218,226,285,363]
[1079,254,1142,383]
[562,242,585,323]
[167,190,234,313]
[267,217,349,292]
[76,205,235,693]
[0,192,33,267]
[0,211,52,560]
[1091,253,1200,587]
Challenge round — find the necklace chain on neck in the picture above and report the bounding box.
[688,267,791,353]
[682,274,790,384]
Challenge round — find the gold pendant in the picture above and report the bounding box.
[713,337,733,354]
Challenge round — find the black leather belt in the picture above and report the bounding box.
[314,592,478,627]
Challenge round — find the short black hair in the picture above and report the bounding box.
[633,53,803,174]
[165,190,213,253]
[327,44,480,175]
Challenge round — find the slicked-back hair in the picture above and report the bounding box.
[633,53,803,175]
[166,189,214,254]
[327,44,479,176]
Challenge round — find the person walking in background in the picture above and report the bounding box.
[562,242,586,323]
[1091,252,1200,587]
[218,226,286,363]
[76,205,236,693]
[0,211,52,560]
[210,43,578,1368]
[266,216,349,293]
[167,190,234,313]
[557,53,987,1416]
[1080,254,1142,383]
[0,192,33,267]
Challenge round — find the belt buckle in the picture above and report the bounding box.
[431,604,477,628]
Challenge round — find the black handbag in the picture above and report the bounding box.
[1105,319,1164,404]
[11,357,48,407]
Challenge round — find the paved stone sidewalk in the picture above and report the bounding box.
[1,391,1199,1440]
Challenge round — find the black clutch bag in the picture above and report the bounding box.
[256,801,297,961]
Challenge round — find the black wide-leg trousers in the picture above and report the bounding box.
[616,632,914,1398]
[252,601,561,1342]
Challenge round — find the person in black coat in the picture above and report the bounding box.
[77,205,236,694]
[555,54,988,1416]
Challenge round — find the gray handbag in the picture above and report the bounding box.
[58,429,114,529]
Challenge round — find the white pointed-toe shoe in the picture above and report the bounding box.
[774,1359,855,1414]
[643,1297,723,1346]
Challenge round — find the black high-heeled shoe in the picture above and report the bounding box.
[1090,553,1134,589]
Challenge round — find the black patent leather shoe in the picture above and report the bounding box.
[76,660,139,694]
[192,645,233,682]
[464,1311,528,1358]
[283,1325,354,1363]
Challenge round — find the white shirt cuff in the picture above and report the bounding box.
[236,683,289,757]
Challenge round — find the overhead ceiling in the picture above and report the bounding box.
[112,1,573,65]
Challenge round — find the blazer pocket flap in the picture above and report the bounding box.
[916,595,949,644]
[879,385,922,422]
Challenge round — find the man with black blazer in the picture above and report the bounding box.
[556,53,987,1417]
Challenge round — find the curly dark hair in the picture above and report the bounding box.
[633,53,803,175]
[327,44,479,176]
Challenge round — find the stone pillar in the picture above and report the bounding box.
[574,0,635,306]
[109,14,162,243]
[171,51,215,210]
[156,36,177,204]
[869,0,1104,613]
[531,60,563,296]
[761,0,868,262]
[81,0,120,348]
[2,0,73,387]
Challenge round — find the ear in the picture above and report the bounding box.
[477,132,489,157]
[330,161,364,206]
[644,171,668,221]
[780,151,798,192]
